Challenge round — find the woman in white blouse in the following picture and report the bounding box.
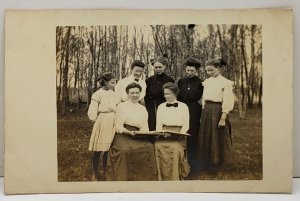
[154,82,190,180]
[196,58,234,171]
[106,82,158,181]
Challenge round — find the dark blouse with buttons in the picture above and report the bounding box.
[177,76,203,103]
[177,75,203,155]
[145,73,175,102]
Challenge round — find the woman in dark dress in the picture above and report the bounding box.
[145,55,174,131]
[177,58,203,165]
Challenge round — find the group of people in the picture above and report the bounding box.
[87,56,235,181]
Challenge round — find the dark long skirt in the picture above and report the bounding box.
[106,127,158,181]
[196,102,232,166]
[186,102,202,159]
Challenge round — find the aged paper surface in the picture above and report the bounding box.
[4,9,293,194]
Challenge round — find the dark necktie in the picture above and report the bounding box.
[134,78,139,82]
[166,103,178,107]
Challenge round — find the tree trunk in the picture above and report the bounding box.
[122,26,129,77]
[239,25,249,118]
[104,26,107,72]
[151,25,164,55]
[61,26,72,116]
[258,77,262,108]
[87,28,95,107]
[248,25,256,108]
[74,36,81,109]
[93,28,99,92]
[57,49,64,108]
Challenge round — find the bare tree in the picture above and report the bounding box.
[60,26,72,115]
[56,25,262,116]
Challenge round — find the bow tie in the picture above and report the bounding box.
[134,78,139,82]
[166,103,178,107]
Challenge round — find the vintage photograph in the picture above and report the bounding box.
[56,24,262,182]
[4,9,293,194]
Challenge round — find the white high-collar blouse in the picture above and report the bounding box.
[201,75,235,114]
[115,101,149,133]
[156,100,190,134]
[87,88,118,121]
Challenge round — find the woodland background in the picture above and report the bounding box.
[56,24,262,118]
[56,24,262,181]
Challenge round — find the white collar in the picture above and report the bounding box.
[129,74,141,81]
[212,74,221,79]
[127,100,139,105]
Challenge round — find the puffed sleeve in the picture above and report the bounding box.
[115,104,126,133]
[180,103,190,134]
[222,81,235,114]
[140,107,149,132]
[155,104,164,132]
[87,93,99,121]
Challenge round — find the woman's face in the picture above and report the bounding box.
[131,66,144,79]
[186,66,197,78]
[105,79,117,90]
[127,87,141,103]
[154,62,166,75]
[205,65,220,78]
[164,88,176,102]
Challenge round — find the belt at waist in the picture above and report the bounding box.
[205,100,222,105]
[124,124,140,131]
[97,111,114,115]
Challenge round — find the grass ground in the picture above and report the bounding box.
[57,106,262,181]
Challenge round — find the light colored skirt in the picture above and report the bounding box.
[88,112,115,152]
[154,126,190,180]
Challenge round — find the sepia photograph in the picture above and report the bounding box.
[4,9,293,194]
[56,24,263,182]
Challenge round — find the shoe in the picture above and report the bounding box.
[92,171,100,181]
[100,169,106,181]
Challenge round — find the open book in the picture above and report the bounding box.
[134,130,191,137]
